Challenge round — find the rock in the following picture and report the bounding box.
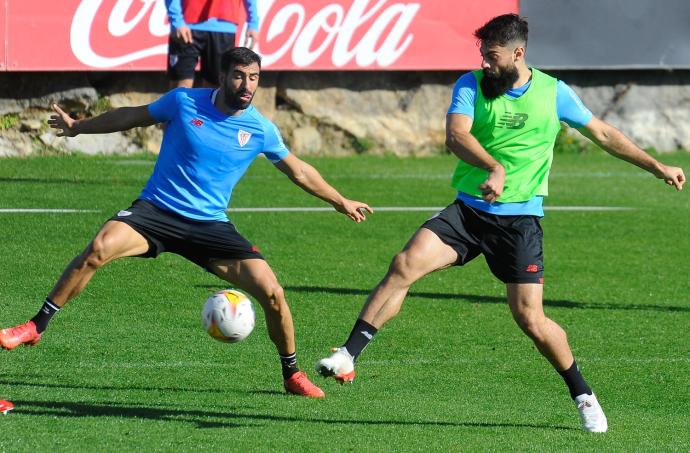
[278,72,455,155]
[20,119,43,132]
[108,92,161,109]
[0,136,19,156]
[1,70,689,157]
[274,109,357,156]
[39,131,64,148]
[291,126,322,155]
[602,83,690,151]
[0,130,34,156]
[253,72,277,121]
[62,132,139,155]
[568,81,690,151]
[555,70,690,152]
[141,125,164,154]
[0,73,97,115]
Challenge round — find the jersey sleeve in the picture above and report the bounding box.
[447,72,477,117]
[263,122,290,162]
[244,0,260,30]
[147,89,182,123]
[556,80,593,128]
[165,0,186,29]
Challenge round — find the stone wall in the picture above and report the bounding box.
[1,70,688,157]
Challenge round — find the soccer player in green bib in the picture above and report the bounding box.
[317,14,685,432]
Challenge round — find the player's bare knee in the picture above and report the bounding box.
[514,313,547,342]
[82,239,109,270]
[262,283,286,312]
[390,252,418,284]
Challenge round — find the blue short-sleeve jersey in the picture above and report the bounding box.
[446,71,593,216]
[143,88,289,221]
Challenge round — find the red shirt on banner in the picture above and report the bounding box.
[182,0,243,25]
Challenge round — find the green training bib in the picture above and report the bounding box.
[452,68,561,202]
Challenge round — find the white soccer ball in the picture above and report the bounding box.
[202,289,255,343]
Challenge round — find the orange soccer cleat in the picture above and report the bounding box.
[283,371,325,398]
[0,321,42,350]
[0,400,14,415]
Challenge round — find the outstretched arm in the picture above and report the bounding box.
[446,113,505,203]
[48,104,158,137]
[578,117,685,190]
[273,154,373,223]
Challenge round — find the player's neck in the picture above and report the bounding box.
[513,65,532,89]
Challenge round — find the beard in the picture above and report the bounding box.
[223,89,254,110]
[480,64,520,100]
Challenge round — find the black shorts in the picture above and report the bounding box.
[167,30,236,85]
[422,200,544,284]
[110,199,263,271]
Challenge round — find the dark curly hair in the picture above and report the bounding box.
[220,47,262,73]
[474,13,528,47]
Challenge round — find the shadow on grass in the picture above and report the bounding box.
[280,285,690,313]
[11,399,576,431]
[0,177,141,186]
[0,379,227,395]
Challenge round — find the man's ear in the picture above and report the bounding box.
[514,46,526,62]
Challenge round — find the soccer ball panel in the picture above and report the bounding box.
[201,289,255,343]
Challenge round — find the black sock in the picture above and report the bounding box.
[280,352,299,379]
[30,298,60,333]
[558,360,592,399]
[343,319,378,361]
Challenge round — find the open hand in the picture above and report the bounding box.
[47,104,78,137]
[336,199,374,223]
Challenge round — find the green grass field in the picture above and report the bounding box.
[0,152,688,451]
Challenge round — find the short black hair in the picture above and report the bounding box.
[474,13,528,47]
[220,47,262,73]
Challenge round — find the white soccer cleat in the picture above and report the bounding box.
[575,393,608,433]
[315,347,356,384]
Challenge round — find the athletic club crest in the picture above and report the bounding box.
[238,130,252,147]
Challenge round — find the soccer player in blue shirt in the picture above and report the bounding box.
[0,47,372,398]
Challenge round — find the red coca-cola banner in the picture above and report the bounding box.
[4,0,517,71]
[0,4,6,71]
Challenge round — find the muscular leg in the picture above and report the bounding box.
[359,228,459,328]
[209,258,325,396]
[208,259,294,355]
[0,220,150,346]
[48,221,150,307]
[507,283,606,432]
[506,283,574,370]
[316,228,460,380]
